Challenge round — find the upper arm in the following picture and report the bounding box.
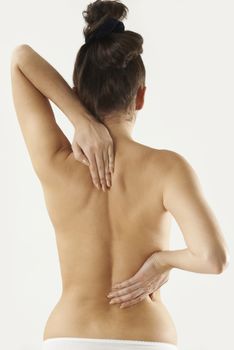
[10,56,72,181]
[162,151,228,260]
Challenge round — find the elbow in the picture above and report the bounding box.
[12,44,31,55]
[11,44,31,66]
[211,259,229,274]
[206,249,230,274]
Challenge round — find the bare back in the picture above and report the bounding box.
[42,140,177,345]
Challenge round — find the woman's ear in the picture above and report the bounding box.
[135,85,146,110]
[72,86,77,93]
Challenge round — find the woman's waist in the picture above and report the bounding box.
[46,291,174,330]
[44,293,177,344]
[60,285,162,310]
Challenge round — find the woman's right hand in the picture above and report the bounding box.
[107,251,172,308]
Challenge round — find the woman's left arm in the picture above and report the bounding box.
[11,44,114,191]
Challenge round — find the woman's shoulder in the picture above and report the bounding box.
[157,148,190,165]
[134,144,196,182]
[133,142,189,167]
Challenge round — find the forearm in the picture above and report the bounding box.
[155,248,227,274]
[11,44,92,128]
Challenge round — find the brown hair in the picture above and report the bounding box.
[72,0,146,123]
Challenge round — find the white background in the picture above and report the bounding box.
[0,1,233,349]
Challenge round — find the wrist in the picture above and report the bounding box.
[70,109,91,130]
[153,251,173,271]
[68,88,102,129]
[67,94,94,129]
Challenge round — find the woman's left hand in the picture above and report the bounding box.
[72,115,114,192]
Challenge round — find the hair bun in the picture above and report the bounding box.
[73,1,146,120]
[83,0,128,38]
[82,0,143,69]
[85,17,125,45]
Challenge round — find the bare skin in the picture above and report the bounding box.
[11,45,229,346]
[39,137,180,344]
[10,44,115,191]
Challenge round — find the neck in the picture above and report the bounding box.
[102,112,136,144]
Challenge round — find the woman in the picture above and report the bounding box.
[11,1,229,350]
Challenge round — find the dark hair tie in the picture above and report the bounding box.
[85,17,125,44]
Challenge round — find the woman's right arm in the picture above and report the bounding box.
[158,151,230,274]
[107,152,230,308]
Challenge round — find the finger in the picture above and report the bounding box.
[72,142,89,166]
[112,276,138,290]
[159,277,169,288]
[108,280,142,298]
[95,151,107,192]
[120,293,147,309]
[103,149,111,188]
[86,152,101,190]
[108,143,114,173]
[109,287,144,305]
